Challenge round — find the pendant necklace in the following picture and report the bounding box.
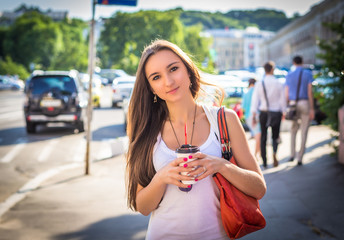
[169,104,197,147]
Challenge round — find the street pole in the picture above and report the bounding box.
[85,0,96,175]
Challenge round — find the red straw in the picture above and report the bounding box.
[184,123,187,145]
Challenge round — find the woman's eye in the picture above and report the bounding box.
[170,66,178,72]
[152,75,160,80]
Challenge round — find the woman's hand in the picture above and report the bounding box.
[186,152,228,181]
[155,157,197,188]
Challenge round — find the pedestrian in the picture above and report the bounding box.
[126,39,266,239]
[251,61,286,168]
[285,55,315,165]
[242,78,261,159]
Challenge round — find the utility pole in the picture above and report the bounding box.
[85,0,96,175]
[85,0,138,175]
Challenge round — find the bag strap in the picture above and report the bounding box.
[295,69,303,103]
[262,80,269,111]
[217,107,233,161]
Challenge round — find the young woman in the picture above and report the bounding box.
[126,39,266,240]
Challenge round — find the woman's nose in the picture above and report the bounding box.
[164,74,174,86]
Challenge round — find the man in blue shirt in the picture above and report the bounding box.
[285,56,315,165]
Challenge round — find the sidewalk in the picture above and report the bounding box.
[0,125,344,240]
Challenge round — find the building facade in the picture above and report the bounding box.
[261,0,344,68]
[205,27,274,72]
[0,5,68,26]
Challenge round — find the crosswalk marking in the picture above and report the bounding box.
[0,138,27,163]
[0,110,23,120]
[37,139,59,162]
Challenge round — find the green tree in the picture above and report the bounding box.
[0,56,29,80]
[317,16,344,131]
[3,12,63,70]
[98,10,211,75]
[50,18,88,72]
[0,27,8,58]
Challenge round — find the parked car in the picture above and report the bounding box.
[98,69,129,85]
[0,75,24,91]
[24,70,88,133]
[112,76,135,108]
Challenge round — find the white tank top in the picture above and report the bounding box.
[146,105,228,240]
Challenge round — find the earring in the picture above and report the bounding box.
[190,82,193,88]
[153,94,157,103]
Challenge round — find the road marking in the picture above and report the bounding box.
[0,110,23,120]
[0,163,81,219]
[0,138,27,163]
[37,139,59,162]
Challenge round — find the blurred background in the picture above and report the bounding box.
[0,0,343,239]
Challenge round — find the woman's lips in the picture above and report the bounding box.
[166,87,179,94]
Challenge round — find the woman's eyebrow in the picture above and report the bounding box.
[147,61,180,80]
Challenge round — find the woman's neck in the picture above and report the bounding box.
[167,100,197,125]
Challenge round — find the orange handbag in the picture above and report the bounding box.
[213,107,266,239]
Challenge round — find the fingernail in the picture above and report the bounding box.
[183,158,188,161]
[184,164,188,168]
[195,178,198,181]
[188,155,193,159]
[188,185,191,188]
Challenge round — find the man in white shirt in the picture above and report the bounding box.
[251,61,286,168]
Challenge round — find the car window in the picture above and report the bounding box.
[29,76,77,95]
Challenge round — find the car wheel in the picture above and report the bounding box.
[76,120,85,133]
[26,122,36,133]
[112,102,118,108]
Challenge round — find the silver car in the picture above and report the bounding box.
[112,76,135,108]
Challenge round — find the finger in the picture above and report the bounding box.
[187,166,206,177]
[170,177,193,188]
[177,165,195,173]
[172,157,189,166]
[192,152,206,159]
[194,170,210,181]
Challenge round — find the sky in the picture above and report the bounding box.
[0,0,323,20]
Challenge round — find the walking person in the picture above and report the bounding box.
[285,56,315,165]
[242,78,261,159]
[126,39,266,239]
[251,61,286,168]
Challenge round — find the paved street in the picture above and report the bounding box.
[0,124,344,240]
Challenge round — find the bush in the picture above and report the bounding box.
[317,16,344,131]
[0,56,30,80]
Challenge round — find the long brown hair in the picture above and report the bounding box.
[126,39,223,210]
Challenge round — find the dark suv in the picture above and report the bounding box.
[24,70,88,133]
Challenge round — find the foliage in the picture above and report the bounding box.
[0,27,8,58]
[3,12,63,70]
[317,16,344,131]
[180,10,242,29]
[179,8,291,31]
[98,10,207,75]
[224,9,291,32]
[50,18,89,72]
[0,56,30,80]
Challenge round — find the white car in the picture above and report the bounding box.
[112,76,135,108]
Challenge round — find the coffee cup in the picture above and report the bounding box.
[176,144,200,185]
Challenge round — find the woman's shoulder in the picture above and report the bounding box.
[201,104,238,122]
[223,108,238,121]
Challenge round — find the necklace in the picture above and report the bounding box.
[169,104,197,147]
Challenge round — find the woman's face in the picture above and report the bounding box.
[145,49,191,103]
